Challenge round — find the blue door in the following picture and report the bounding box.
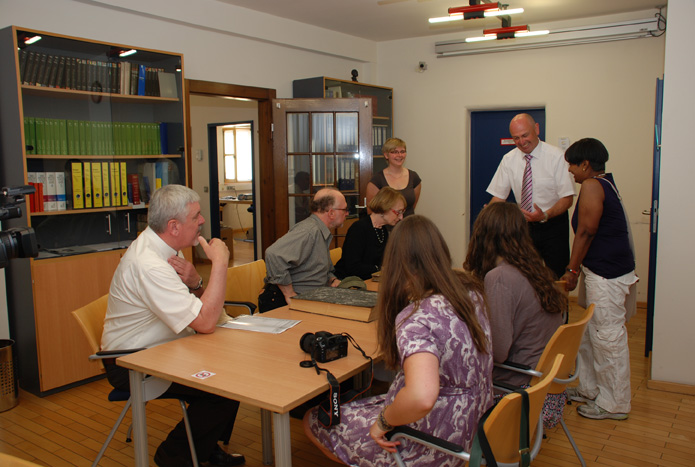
[469,109,546,233]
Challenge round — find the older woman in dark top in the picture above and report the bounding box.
[560,138,637,421]
[335,187,405,280]
[366,137,421,217]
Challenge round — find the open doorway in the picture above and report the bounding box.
[185,79,277,265]
[208,120,257,266]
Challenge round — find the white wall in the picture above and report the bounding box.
[651,0,695,385]
[376,17,665,301]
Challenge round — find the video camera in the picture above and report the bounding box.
[300,331,348,363]
[0,185,39,268]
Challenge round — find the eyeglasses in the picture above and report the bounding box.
[333,207,349,212]
[389,149,407,155]
[391,209,404,216]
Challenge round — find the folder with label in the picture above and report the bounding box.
[83,162,92,208]
[102,161,111,207]
[71,162,84,209]
[92,163,103,208]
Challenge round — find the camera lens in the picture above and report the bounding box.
[299,332,316,354]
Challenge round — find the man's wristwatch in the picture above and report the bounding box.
[191,277,203,291]
[539,211,549,223]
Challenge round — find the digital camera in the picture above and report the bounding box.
[300,331,348,363]
[0,186,38,268]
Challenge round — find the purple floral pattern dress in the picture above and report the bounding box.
[307,293,494,466]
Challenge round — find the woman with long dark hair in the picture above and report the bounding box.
[465,202,566,387]
[304,215,493,466]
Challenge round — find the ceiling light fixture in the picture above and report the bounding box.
[465,26,547,42]
[429,4,523,24]
[483,24,529,39]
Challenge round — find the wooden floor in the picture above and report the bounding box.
[1,298,693,465]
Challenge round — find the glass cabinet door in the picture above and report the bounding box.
[272,98,373,245]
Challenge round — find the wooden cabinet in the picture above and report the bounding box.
[32,251,123,390]
[0,26,187,394]
[293,77,393,174]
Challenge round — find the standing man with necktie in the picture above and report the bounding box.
[486,113,575,278]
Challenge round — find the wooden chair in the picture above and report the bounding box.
[71,295,198,467]
[223,259,266,316]
[387,354,565,466]
[494,304,595,467]
[329,247,342,265]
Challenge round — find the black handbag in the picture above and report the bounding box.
[257,283,287,313]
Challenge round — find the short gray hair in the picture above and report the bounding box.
[148,185,200,233]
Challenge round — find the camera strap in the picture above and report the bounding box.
[312,333,373,428]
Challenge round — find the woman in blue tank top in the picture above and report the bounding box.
[560,138,638,421]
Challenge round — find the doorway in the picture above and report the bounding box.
[185,79,277,258]
[469,108,546,233]
[208,120,257,265]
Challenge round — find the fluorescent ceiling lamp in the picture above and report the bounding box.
[436,17,660,57]
[429,7,523,24]
[24,35,42,45]
[466,26,546,42]
[119,49,137,57]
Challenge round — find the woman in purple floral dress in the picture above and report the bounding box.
[304,215,494,466]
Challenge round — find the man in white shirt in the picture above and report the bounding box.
[487,113,575,278]
[102,184,244,467]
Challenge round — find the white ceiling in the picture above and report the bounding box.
[216,0,666,42]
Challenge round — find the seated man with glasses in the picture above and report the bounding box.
[335,187,406,280]
[259,187,349,312]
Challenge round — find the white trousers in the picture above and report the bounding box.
[577,267,638,413]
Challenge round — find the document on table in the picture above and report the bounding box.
[219,315,300,334]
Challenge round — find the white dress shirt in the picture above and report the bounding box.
[101,227,201,351]
[487,141,575,212]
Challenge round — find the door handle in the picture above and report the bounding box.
[642,210,651,216]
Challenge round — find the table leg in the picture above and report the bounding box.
[272,412,292,467]
[260,409,273,465]
[128,370,149,467]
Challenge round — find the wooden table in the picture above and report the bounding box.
[117,307,379,466]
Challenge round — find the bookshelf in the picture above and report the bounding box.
[0,26,188,394]
[292,77,393,174]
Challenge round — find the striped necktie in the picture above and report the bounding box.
[520,154,533,211]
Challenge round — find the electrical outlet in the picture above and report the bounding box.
[228,185,235,191]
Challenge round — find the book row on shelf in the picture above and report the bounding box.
[27,160,178,213]
[23,117,171,156]
[18,49,172,97]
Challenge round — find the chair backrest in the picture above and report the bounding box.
[329,247,342,265]
[485,353,564,464]
[225,259,267,312]
[71,294,110,367]
[531,304,595,393]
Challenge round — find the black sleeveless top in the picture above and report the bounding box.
[571,174,634,278]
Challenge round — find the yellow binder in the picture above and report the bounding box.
[101,161,111,207]
[120,162,129,205]
[110,162,120,206]
[92,162,103,208]
[83,162,92,208]
[71,162,84,209]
